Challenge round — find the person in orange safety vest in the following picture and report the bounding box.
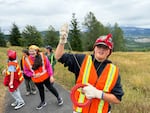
[23,45,63,110]
[55,24,124,113]
[20,49,37,96]
[2,50,25,110]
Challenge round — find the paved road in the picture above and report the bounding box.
[4,82,73,113]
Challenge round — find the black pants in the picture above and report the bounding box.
[35,77,59,102]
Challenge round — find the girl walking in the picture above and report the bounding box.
[20,49,36,96]
[23,45,63,110]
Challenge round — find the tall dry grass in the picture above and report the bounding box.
[110,52,150,113]
[55,51,150,113]
[0,47,150,113]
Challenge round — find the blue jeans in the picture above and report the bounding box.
[10,88,24,104]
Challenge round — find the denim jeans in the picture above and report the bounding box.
[10,88,24,103]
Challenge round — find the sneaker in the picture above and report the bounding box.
[26,92,30,96]
[57,97,63,106]
[36,102,47,110]
[14,102,25,110]
[31,90,37,95]
[11,101,18,107]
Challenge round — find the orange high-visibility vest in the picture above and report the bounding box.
[24,53,49,83]
[21,56,25,69]
[73,55,119,113]
[4,61,24,92]
[6,61,24,83]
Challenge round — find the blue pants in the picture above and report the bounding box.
[10,88,24,104]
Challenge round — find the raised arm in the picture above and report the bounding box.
[55,23,69,60]
[55,43,65,60]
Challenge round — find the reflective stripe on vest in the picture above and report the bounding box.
[22,56,25,69]
[24,56,35,74]
[74,55,119,113]
[50,53,54,65]
[41,53,46,72]
[97,64,117,113]
[76,55,92,112]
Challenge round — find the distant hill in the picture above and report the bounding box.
[121,26,150,51]
[121,26,150,37]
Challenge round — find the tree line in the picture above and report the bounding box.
[0,12,125,51]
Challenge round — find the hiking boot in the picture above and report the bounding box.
[25,91,30,96]
[57,97,63,106]
[14,102,25,110]
[36,102,47,110]
[31,90,37,95]
[11,101,18,107]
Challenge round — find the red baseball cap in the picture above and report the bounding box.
[7,50,16,60]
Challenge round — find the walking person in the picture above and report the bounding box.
[20,49,36,96]
[23,45,63,110]
[45,45,57,71]
[55,24,124,113]
[2,50,25,110]
[44,45,57,91]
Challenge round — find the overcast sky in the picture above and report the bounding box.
[0,0,149,34]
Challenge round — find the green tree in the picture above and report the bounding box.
[9,23,22,46]
[69,13,83,51]
[22,25,43,47]
[0,28,6,47]
[104,23,112,34]
[44,25,58,48]
[83,12,105,50]
[112,23,125,51]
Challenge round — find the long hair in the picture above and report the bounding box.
[32,53,43,70]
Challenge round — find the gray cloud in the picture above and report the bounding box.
[0,0,150,34]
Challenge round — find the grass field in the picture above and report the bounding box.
[0,46,150,113]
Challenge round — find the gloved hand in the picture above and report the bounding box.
[59,23,69,44]
[83,83,103,99]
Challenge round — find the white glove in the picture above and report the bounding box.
[59,23,69,44]
[83,83,103,99]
